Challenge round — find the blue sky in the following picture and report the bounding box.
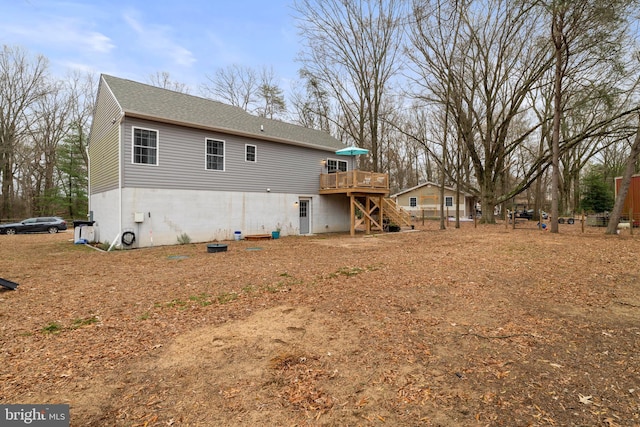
[1,0,301,92]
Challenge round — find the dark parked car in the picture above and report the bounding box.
[0,217,67,234]
[508,209,534,220]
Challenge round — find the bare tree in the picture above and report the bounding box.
[0,45,50,218]
[290,69,333,132]
[255,67,286,119]
[201,65,286,119]
[294,0,404,172]
[24,80,73,215]
[146,71,190,94]
[546,0,638,232]
[407,0,553,223]
[200,64,258,111]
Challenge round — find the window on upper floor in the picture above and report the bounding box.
[132,127,158,165]
[245,144,257,162]
[206,138,225,171]
[410,197,417,207]
[326,158,347,173]
[445,196,453,207]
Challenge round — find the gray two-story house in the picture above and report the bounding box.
[88,75,396,248]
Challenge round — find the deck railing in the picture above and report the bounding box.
[320,170,388,191]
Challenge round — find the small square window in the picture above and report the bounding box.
[445,196,453,207]
[133,127,158,165]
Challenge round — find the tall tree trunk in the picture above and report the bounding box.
[480,179,495,224]
[605,117,640,234]
[1,132,14,218]
[455,142,460,228]
[550,10,564,234]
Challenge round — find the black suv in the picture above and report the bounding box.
[0,217,68,234]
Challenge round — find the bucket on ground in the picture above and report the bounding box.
[234,231,242,240]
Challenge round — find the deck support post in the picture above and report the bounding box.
[365,196,371,234]
[378,195,383,232]
[350,194,356,236]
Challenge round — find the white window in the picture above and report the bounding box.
[410,197,417,207]
[445,196,453,207]
[326,158,347,173]
[206,138,225,171]
[132,127,158,165]
[245,144,257,162]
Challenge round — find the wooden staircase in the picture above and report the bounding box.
[328,169,412,235]
[349,196,413,235]
[382,198,413,230]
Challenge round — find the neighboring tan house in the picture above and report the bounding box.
[390,182,475,219]
[88,75,389,248]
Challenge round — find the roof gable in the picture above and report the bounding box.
[391,181,473,198]
[100,74,344,151]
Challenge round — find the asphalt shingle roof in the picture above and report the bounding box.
[102,74,344,151]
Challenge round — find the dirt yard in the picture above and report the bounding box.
[1,220,639,426]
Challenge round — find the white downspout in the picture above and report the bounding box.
[85,145,91,218]
[118,112,124,247]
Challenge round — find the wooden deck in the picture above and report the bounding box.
[319,170,389,195]
[318,171,411,236]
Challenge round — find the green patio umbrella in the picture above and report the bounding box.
[335,145,369,169]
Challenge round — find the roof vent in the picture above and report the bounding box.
[260,125,264,132]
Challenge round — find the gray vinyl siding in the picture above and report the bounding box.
[122,117,330,194]
[88,79,121,194]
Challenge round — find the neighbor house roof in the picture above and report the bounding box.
[101,74,345,152]
[390,181,473,198]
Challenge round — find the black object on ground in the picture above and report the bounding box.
[207,244,228,253]
[0,277,19,290]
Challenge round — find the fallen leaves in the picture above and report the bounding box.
[269,352,334,411]
[579,394,593,405]
[1,224,640,426]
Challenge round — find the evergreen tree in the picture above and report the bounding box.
[56,126,88,219]
[580,169,614,213]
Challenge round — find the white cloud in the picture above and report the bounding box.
[0,18,114,55]
[122,9,196,68]
[79,31,115,54]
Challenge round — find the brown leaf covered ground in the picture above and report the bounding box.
[1,220,639,426]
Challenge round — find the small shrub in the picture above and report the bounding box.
[166,299,188,309]
[155,299,188,310]
[217,292,238,304]
[71,316,99,329]
[177,233,192,245]
[42,322,62,334]
[189,293,212,307]
[338,266,364,277]
[97,241,111,251]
